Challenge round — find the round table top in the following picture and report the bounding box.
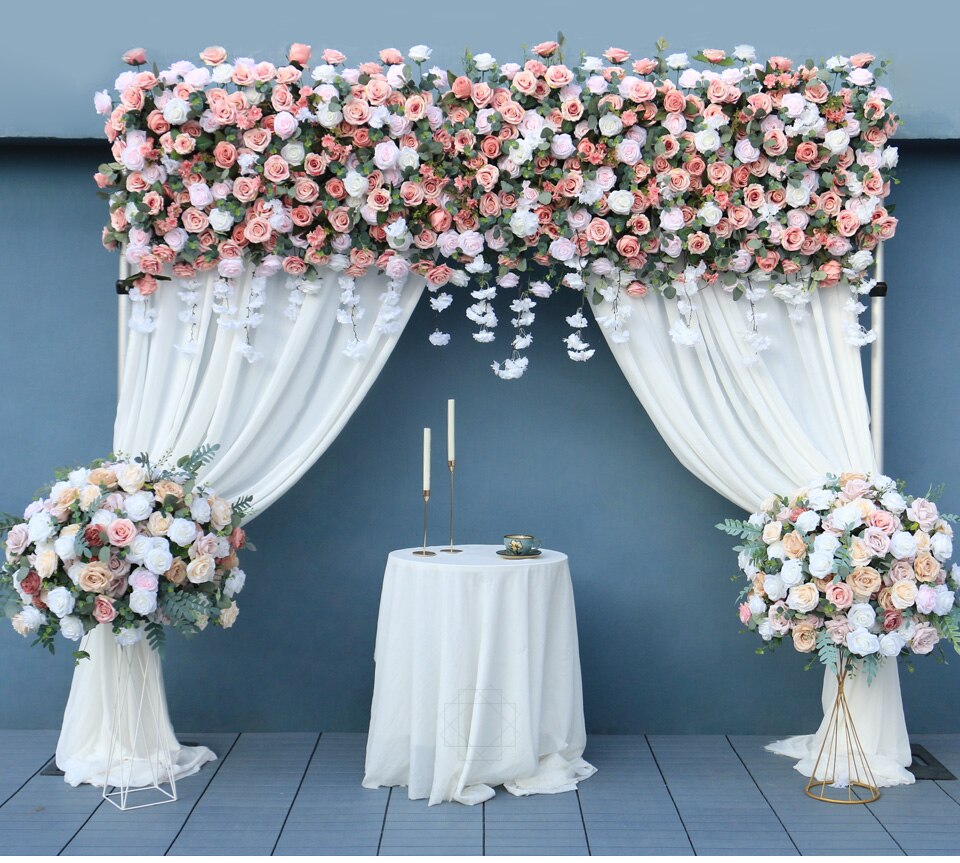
[388,543,566,568]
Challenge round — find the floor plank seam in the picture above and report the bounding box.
[643,735,696,856]
[482,799,485,856]
[270,731,322,856]
[725,734,800,855]
[162,731,241,856]
[864,797,908,855]
[575,789,591,856]
[376,785,392,855]
[0,751,49,810]
[57,791,105,855]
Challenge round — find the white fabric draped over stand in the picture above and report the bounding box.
[56,269,424,787]
[594,284,913,787]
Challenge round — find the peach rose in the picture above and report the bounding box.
[165,558,188,586]
[79,561,113,593]
[914,552,941,583]
[847,566,882,598]
[153,480,184,503]
[781,531,807,559]
[792,624,817,653]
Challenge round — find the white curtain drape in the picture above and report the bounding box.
[594,284,913,787]
[56,268,425,787]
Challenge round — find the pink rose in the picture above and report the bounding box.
[181,208,209,233]
[533,41,560,57]
[244,217,273,244]
[916,584,938,614]
[5,524,29,556]
[273,112,299,140]
[586,218,612,245]
[263,155,290,183]
[289,43,312,65]
[107,519,137,547]
[868,509,898,536]
[883,609,903,631]
[199,46,227,66]
[379,48,403,65]
[824,617,852,645]
[129,569,158,591]
[836,210,861,237]
[322,48,346,65]
[738,602,752,625]
[907,498,938,530]
[888,560,915,583]
[122,48,147,66]
[93,595,118,624]
[825,582,854,610]
[545,65,573,89]
[911,622,940,655]
[604,47,630,64]
[861,527,891,558]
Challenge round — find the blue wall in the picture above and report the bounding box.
[2,0,957,139]
[0,140,958,735]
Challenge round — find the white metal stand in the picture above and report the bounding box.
[870,243,886,472]
[102,644,178,810]
[117,254,129,396]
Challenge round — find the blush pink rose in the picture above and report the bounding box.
[288,43,312,65]
[826,582,854,610]
[93,595,118,624]
[106,519,137,547]
[868,509,899,536]
[122,48,147,65]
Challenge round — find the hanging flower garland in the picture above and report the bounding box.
[96,39,898,377]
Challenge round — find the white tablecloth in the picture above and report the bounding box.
[363,545,595,805]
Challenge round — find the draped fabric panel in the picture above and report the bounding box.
[56,269,424,787]
[594,284,913,787]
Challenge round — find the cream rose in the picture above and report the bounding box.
[117,463,148,493]
[786,582,820,613]
[890,579,918,610]
[146,512,172,536]
[792,624,817,653]
[219,601,239,629]
[208,496,233,531]
[34,548,59,578]
[78,561,112,593]
[186,554,216,584]
[781,531,807,560]
[762,521,782,544]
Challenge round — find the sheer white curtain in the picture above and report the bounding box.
[56,268,424,787]
[594,284,913,786]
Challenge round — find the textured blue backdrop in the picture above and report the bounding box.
[0,139,957,734]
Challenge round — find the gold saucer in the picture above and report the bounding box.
[496,549,542,560]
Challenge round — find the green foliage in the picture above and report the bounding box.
[716,519,760,539]
[145,620,166,655]
[816,631,840,675]
[159,590,210,636]
[175,443,220,477]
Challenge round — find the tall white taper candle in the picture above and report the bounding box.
[423,427,431,492]
[447,399,455,462]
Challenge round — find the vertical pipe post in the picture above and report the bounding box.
[870,243,886,472]
[117,253,129,399]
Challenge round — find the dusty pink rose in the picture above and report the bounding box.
[907,498,938,530]
[93,595,118,624]
[199,46,227,66]
[288,43,311,65]
[868,509,899,536]
[533,41,559,57]
[6,524,30,556]
[861,527,891,558]
[106,519,136,547]
[826,582,854,610]
[604,47,630,63]
[263,154,290,183]
[122,48,147,65]
[911,622,940,655]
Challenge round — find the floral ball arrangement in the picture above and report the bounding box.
[0,446,252,655]
[95,39,897,376]
[721,473,960,678]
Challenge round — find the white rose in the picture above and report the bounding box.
[123,491,154,522]
[930,532,953,562]
[55,532,78,562]
[763,572,787,601]
[509,209,538,239]
[848,250,874,272]
[847,602,876,630]
[115,626,143,646]
[473,52,496,71]
[878,631,905,657]
[45,586,76,618]
[162,97,191,126]
[881,490,907,513]
[766,542,786,561]
[59,615,84,641]
[785,184,811,208]
[129,589,158,616]
[408,45,432,63]
[660,208,685,232]
[890,531,918,560]
[794,511,821,534]
[311,64,337,83]
[780,559,803,588]
[698,202,722,226]
[27,512,55,544]
[808,551,835,580]
[90,509,116,528]
[934,586,956,616]
[187,554,216,584]
[598,113,623,137]
[733,138,760,163]
[846,627,880,656]
[212,63,234,83]
[831,503,863,531]
[694,128,720,153]
[823,128,850,155]
[786,583,820,613]
[316,106,342,128]
[209,497,233,532]
[280,141,305,165]
[748,595,767,615]
[190,496,212,524]
[397,147,420,171]
[813,533,840,555]
[665,53,689,70]
[12,605,45,636]
[209,208,235,233]
[168,518,199,547]
[806,488,836,511]
[758,618,774,641]
[67,467,90,487]
[343,170,369,198]
[143,543,174,576]
[224,568,246,598]
[733,45,756,62]
[606,190,634,215]
[678,69,701,89]
[125,534,153,565]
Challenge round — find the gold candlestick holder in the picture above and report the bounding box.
[412,490,436,556]
[441,460,463,553]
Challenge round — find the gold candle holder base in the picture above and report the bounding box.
[804,652,880,804]
[413,490,436,556]
[441,460,463,553]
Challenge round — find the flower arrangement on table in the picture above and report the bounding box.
[95,38,897,376]
[719,473,960,680]
[0,445,252,658]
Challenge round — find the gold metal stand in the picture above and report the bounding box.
[805,652,880,804]
[441,460,462,553]
[412,490,436,556]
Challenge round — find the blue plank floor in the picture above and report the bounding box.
[0,731,958,855]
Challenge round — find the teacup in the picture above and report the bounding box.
[503,534,541,555]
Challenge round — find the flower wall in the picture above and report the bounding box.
[96,40,898,376]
